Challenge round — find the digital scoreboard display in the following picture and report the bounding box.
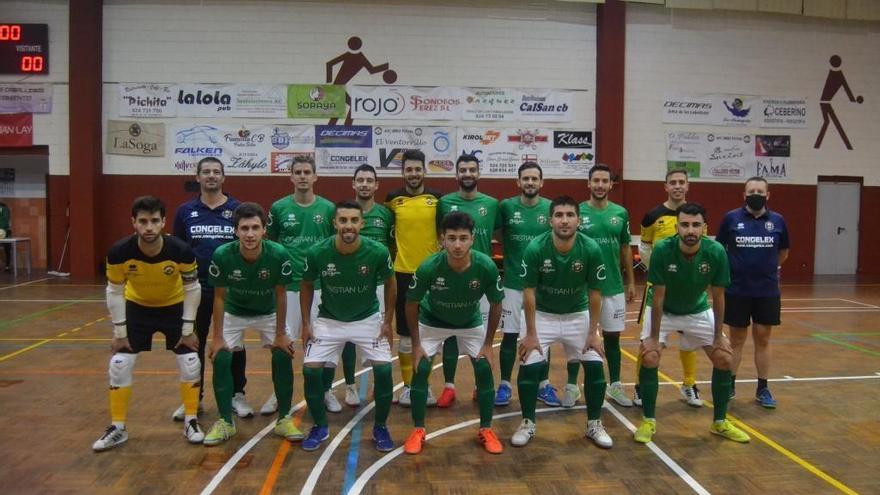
[0,24,49,75]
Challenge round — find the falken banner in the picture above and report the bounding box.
[457,127,593,178]
[663,94,807,128]
[666,131,792,181]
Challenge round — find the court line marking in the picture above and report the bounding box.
[342,372,373,494]
[812,334,880,357]
[0,301,83,331]
[347,405,710,495]
[258,408,306,495]
[620,349,860,495]
[835,298,880,309]
[0,277,52,290]
[0,316,105,362]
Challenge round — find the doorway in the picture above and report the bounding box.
[814,178,861,275]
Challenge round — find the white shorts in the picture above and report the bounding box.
[522,310,603,366]
[420,323,485,359]
[479,295,490,327]
[222,313,290,350]
[599,293,626,333]
[303,313,392,365]
[501,288,525,335]
[286,289,320,339]
[639,307,715,351]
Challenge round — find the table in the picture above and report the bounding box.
[0,237,32,278]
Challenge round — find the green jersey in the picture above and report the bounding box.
[209,240,293,317]
[0,202,9,231]
[647,236,730,315]
[578,201,631,296]
[360,203,394,247]
[499,196,551,290]
[302,236,394,322]
[407,250,504,329]
[267,195,335,291]
[521,231,604,315]
[438,192,500,255]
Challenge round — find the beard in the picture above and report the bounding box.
[458,178,477,192]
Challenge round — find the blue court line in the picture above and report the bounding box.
[342,372,371,494]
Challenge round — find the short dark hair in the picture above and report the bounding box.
[196,156,224,175]
[455,154,480,172]
[518,161,542,179]
[334,199,363,216]
[745,176,769,188]
[440,211,474,234]
[353,163,377,180]
[549,195,579,216]
[588,163,612,180]
[676,202,707,222]
[401,149,425,167]
[292,155,316,172]
[131,195,165,218]
[233,202,266,228]
[665,168,689,181]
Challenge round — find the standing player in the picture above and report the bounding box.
[435,154,499,407]
[716,177,789,408]
[338,163,394,408]
[634,203,749,444]
[512,196,611,449]
[385,149,442,407]
[403,212,504,455]
[172,157,249,420]
[93,196,204,452]
[268,155,340,414]
[299,201,397,452]
[636,169,702,407]
[494,162,551,407]
[203,203,302,446]
[573,164,636,408]
[0,199,10,270]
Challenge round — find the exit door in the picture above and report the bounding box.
[814,181,860,274]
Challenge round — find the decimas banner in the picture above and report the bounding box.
[0,83,53,114]
[457,127,593,178]
[666,131,790,181]
[663,94,807,128]
[372,126,456,175]
[314,125,377,174]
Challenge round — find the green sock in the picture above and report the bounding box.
[271,348,293,418]
[712,368,733,422]
[567,361,580,385]
[342,343,357,385]
[372,363,393,427]
[473,357,495,428]
[322,365,335,392]
[442,337,458,384]
[499,332,518,382]
[516,362,542,421]
[603,332,621,383]
[410,358,432,427]
[212,350,234,423]
[731,373,737,392]
[639,365,659,419]
[303,366,327,427]
[539,349,551,383]
[583,361,607,420]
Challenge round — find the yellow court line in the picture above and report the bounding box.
[0,317,106,362]
[620,349,859,495]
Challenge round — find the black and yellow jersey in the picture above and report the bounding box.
[106,234,198,307]
[385,187,444,274]
[640,205,679,248]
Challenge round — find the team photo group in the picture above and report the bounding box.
[92,149,789,456]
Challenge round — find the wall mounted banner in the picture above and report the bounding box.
[287,84,346,118]
[461,88,519,122]
[458,127,592,178]
[372,126,456,175]
[175,84,235,117]
[118,83,176,118]
[232,85,287,118]
[754,135,791,180]
[0,84,53,114]
[663,94,807,128]
[665,131,788,181]
[759,98,807,128]
[314,125,376,174]
[106,120,165,156]
[349,86,465,121]
[516,89,572,122]
[0,113,33,147]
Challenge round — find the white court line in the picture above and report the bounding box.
[0,299,103,303]
[348,405,710,495]
[0,277,52,291]
[782,308,878,313]
[835,298,880,309]
[623,374,880,387]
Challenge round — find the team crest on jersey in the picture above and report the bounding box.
[258,268,270,280]
[426,198,434,206]
[764,221,775,232]
[358,264,370,276]
[127,264,138,272]
[222,210,233,219]
[698,261,710,274]
[609,216,620,226]
[667,264,678,273]
[163,265,175,276]
[230,269,244,282]
[314,214,325,224]
[468,279,481,290]
[537,215,547,224]
[322,263,339,278]
[540,259,555,273]
[478,206,488,217]
[571,260,584,272]
[431,277,448,291]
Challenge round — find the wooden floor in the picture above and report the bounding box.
[1,272,878,495]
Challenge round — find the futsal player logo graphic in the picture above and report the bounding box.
[814,54,864,150]
[325,36,397,126]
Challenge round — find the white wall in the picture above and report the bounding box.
[100,0,597,174]
[0,1,70,175]
[0,155,49,198]
[625,4,880,185]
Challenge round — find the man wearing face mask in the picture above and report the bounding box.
[715,177,789,408]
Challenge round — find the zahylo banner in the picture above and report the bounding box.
[666,131,791,181]
[0,84,53,114]
[106,120,165,157]
[663,94,807,128]
[287,84,346,119]
[457,128,593,178]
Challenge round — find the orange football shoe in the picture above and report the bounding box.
[404,427,426,455]
[437,387,456,408]
[478,427,503,454]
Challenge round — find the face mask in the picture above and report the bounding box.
[745,194,767,211]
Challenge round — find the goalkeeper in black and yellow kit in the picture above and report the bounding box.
[635,169,704,408]
[93,196,205,452]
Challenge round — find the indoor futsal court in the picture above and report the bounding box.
[0,275,878,494]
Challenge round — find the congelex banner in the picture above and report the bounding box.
[666,131,791,181]
[663,94,807,128]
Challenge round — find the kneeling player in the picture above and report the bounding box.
[204,203,303,446]
[94,196,204,452]
[299,200,397,451]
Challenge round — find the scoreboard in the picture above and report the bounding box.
[0,24,49,75]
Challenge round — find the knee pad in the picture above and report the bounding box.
[176,352,201,382]
[398,336,412,353]
[109,353,137,387]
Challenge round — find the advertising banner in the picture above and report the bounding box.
[516,89,573,122]
[106,120,165,157]
[458,127,592,178]
[231,85,287,118]
[118,83,176,118]
[754,135,791,180]
[287,84,346,118]
[349,86,465,121]
[314,125,377,175]
[0,113,33,147]
[176,84,235,117]
[372,126,456,175]
[663,94,763,127]
[759,98,807,128]
[461,88,519,122]
[666,131,758,181]
[0,84,52,114]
